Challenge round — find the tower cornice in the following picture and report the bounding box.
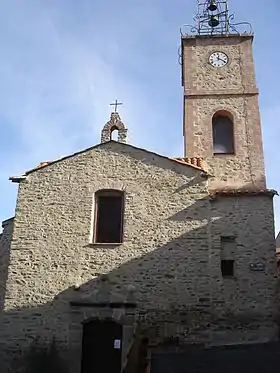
[181,33,254,42]
[184,89,259,98]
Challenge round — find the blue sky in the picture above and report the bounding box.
[0,0,280,234]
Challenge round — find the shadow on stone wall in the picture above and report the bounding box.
[0,218,13,312]
[150,342,280,373]
[0,194,278,372]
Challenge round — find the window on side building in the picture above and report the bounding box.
[220,236,236,278]
[221,259,234,277]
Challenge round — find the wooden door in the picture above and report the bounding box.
[81,319,123,373]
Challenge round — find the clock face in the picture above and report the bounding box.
[209,51,229,68]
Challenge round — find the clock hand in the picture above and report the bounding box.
[218,56,227,63]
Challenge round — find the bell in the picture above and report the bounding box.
[208,0,217,11]
[208,15,219,28]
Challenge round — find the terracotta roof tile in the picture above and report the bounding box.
[9,161,54,182]
[37,161,52,168]
[171,157,205,171]
[29,161,53,173]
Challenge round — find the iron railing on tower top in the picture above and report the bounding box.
[180,0,253,37]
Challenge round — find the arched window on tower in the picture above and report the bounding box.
[212,112,234,155]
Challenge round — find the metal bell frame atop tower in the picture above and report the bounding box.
[180,0,253,37]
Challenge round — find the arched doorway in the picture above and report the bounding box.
[81,318,123,373]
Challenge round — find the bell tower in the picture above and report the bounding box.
[180,0,266,190]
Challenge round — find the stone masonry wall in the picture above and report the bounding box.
[184,94,266,190]
[182,36,257,94]
[1,142,210,369]
[209,195,278,345]
[5,143,210,311]
[0,142,278,370]
[182,35,266,190]
[0,218,13,310]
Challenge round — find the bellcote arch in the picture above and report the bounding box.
[101,112,128,144]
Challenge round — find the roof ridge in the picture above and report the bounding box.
[9,142,207,182]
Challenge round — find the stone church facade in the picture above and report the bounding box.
[0,2,279,373]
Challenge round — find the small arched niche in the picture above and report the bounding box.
[212,110,235,155]
[100,113,128,144]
